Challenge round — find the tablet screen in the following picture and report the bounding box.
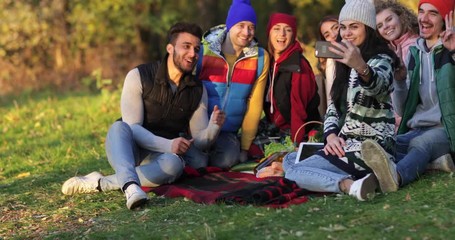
[294,142,324,163]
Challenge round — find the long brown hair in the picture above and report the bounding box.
[316,15,339,75]
[317,15,339,41]
[330,26,399,111]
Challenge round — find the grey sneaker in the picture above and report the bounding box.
[125,184,148,210]
[426,154,455,173]
[348,173,378,201]
[361,139,399,193]
[62,171,103,195]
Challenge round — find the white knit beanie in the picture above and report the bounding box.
[339,0,376,30]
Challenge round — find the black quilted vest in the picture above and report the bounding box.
[137,59,202,139]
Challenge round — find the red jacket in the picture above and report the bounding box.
[264,41,320,143]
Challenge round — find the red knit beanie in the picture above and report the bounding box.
[419,0,455,18]
[266,13,297,39]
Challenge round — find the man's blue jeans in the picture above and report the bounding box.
[184,131,240,169]
[102,121,185,191]
[395,127,450,186]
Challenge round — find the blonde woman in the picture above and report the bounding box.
[375,0,419,64]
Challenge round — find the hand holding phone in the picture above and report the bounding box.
[315,41,344,59]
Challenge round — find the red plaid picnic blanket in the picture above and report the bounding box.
[142,167,311,208]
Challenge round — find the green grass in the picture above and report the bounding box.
[2,91,455,239]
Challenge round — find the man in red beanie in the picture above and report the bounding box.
[417,0,454,49]
[361,0,455,192]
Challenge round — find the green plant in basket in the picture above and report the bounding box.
[263,124,323,157]
[264,136,295,157]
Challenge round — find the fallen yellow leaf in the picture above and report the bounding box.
[405,192,411,201]
[16,172,30,178]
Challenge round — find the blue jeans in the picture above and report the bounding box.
[102,121,185,191]
[184,131,240,169]
[282,152,351,193]
[395,127,450,186]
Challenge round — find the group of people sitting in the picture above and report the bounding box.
[61,0,455,210]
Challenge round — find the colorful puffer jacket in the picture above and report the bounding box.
[196,24,266,134]
[398,44,455,152]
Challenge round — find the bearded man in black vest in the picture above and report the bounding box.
[62,22,225,210]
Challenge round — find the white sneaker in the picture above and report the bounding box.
[62,171,103,195]
[349,173,378,201]
[125,184,148,210]
[361,139,399,193]
[426,154,455,173]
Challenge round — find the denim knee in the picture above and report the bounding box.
[282,152,297,171]
[209,132,240,168]
[184,146,209,169]
[408,128,450,156]
[106,121,132,144]
[210,153,238,169]
[137,154,185,186]
[409,136,431,152]
[158,154,185,179]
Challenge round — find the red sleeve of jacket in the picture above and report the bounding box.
[290,58,317,143]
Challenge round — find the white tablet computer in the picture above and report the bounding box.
[294,142,324,163]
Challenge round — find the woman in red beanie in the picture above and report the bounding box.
[253,12,321,159]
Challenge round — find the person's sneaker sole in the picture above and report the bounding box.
[125,184,149,210]
[128,197,148,210]
[62,171,103,195]
[426,154,455,173]
[361,139,398,193]
[359,173,379,200]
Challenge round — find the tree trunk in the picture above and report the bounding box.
[195,0,221,31]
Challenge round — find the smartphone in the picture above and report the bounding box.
[314,41,343,59]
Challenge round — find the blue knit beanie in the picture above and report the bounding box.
[225,0,257,32]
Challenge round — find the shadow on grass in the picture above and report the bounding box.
[0,89,98,109]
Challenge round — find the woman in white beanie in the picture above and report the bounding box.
[281,0,400,201]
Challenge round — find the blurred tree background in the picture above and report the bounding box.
[0,0,418,96]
